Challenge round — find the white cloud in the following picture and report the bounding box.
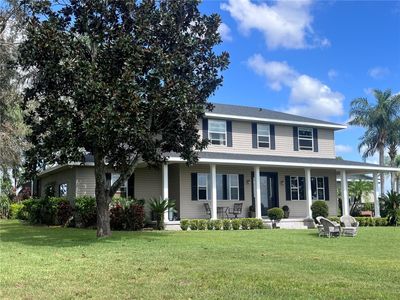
[221,0,329,49]
[247,54,344,119]
[368,67,390,79]
[335,144,353,154]
[218,23,233,42]
[328,69,338,80]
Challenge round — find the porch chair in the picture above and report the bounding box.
[319,217,341,238]
[340,215,359,237]
[228,203,243,219]
[315,216,326,237]
[204,203,212,219]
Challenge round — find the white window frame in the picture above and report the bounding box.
[257,123,270,148]
[208,119,227,146]
[111,173,128,197]
[298,127,313,151]
[197,173,209,200]
[290,176,306,200]
[228,174,239,200]
[59,183,68,197]
[312,176,325,200]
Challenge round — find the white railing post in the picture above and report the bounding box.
[254,166,261,219]
[373,172,381,218]
[210,164,217,219]
[341,170,349,216]
[162,163,169,223]
[305,168,312,219]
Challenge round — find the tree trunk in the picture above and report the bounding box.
[379,147,385,196]
[94,154,111,237]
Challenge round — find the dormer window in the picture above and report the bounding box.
[257,124,270,148]
[298,127,313,151]
[208,119,226,145]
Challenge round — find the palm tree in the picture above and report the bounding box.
[349,89,400,196]
[348,180,373,216]
[387,119,400,191]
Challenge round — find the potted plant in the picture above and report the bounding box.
[267,207,284,229]
[149,197,176,230]
[282,205,290,218]
[248,205,255,218]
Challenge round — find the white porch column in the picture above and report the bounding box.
[305,168,312,219]
[373,172,381,218]
[162,163,169,223]
[210,164,217,219]
[340,170,349,216]
[254,166,262,219]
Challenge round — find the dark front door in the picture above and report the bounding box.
[252,172,279,216]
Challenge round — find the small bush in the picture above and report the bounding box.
[189,219,199,230]
[110,203,126,230]
[250,218,264,229]
[375,218,387,226]
[0,195,10,218]
[75,196,97,227]
[213,219,223,230]
[241,218,251,230]
[206,219,214,230]
[180,219,189,231]
[198,219,207,230]
[129,203,145,231]
[328,217,340,223]
[282,205,290,218]
[267,207,284,221]
[9,203,23,219]
[311,201,329,220]
[222,219,231,230]
[56,199,73,226]
[231,219,241,230]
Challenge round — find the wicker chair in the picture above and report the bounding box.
[315,216,326,237]
[228,203,243,218]
[319,217,341,238]
[204,203,212,219]
[340,215,359,237]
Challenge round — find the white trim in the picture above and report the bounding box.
[167,156,400,172]
[205,112,347,130]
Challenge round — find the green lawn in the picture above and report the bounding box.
[1,220,399,300]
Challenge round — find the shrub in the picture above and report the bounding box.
[189,219,199,230]
[148,197,175,230]
[367,217,375,227]
[250,218,264,229]
[222,219,231,230]
[356,217,366,226]
[75,196,97,227]
[282,205,290,218]
[231,219,241,230]
[110,203,126,230]
[267,207,284,221]
[213,219,223,230]
[241,218,251,230]
[375,218,387,226]
[198,219,207,230]
[380,191,400,226]
[206,219,214,230]
[311,201,329,220]
[9,203,23,219]
[328,217,340,223]
[129,203,145,231]
[0,195,10,218]
[180,219,189,231]
[56,199,73,226]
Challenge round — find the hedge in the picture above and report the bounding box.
[179,218,264,230]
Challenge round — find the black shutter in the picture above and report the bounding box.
[293,127,299,151]
[270,124,276,150]
[285,176,291,201]
[222,175,228,200]
[106,173,111,188]
[324,177,329,200]
[127,174,135,198]
[202,118,208,140]
[252,123,257,148]
[313,128,319,152]
[239,174,245,201]
[227,120,232,147]
[191,173,198,200]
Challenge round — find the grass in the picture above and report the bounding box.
[1,220,399,300]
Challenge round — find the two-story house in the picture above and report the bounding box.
[36,103,399,228]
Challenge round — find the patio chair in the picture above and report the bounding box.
[204,203,211,219]
[315,216,326,237]
[340,215,359,237]
[228,203,243,219]
[319,217,341,238]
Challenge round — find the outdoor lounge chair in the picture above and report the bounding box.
[204,203,212,219]
[315,216,326,237]
[340,215,359,237]
[319,217,341,238]
[228,203,243,218]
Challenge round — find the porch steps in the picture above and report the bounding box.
[263,218,315,229]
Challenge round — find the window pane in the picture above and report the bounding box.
[299,139,313,147]
[258,136,269,143]
[259,142,270,148]
[291,177,298,188]
[311,177,317,200]
[299,177,305,200]
[217,174,223,199]
[291,190,299,200]
[59,183,67,197]
[199,188,207,200]
[318,189,324,200]
[229,174,238,187]
[317,177,324,188]
[298,127,312,137]
[209,120,226,133]
[209,132,226,145]
[257,124,270,136]
[198,174,207,186]
[230,187,239,200]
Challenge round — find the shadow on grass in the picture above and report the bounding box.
[0,220,171,248]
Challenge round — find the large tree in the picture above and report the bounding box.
[349,89,400,196]
[19,0,229,237]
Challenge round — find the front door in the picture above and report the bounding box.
[253,172,279,216]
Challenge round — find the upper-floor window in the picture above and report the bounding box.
[298,127,313,151]
[257,124,270,148]
[208,119,226,145]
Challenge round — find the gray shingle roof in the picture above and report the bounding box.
[209,103,345,128]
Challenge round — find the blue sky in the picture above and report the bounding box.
[200,0,400,164]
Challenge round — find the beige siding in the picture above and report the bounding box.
[75,167,96,197]
[201,120,336,158]
[40,167,76,200]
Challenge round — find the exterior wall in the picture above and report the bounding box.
[200,119,336,158]
[168,164,181,218]
[75,167,96,197]
[178,164,338,219]
[40,167,76,200]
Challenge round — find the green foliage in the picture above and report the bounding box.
[189,219,199,230]
[222,219,231,230]
[206,219,214,230]
[149,197,175,230]
[231,219,241,230]
[110,199,145,231]
[328,217,340,223]
[180,219,190,231]
[348,180,373,215]
[240,218,251,230]
[329,217,388,227]
[198,219,207,230]
[0,195,10,218]
[20,197,68,225]
[250,219,264,229]
[267,207,284,221]
[310,201,329,220]
[213,219,223,230]
[282,205,290,218]
[380,191,400,226]
[75,196,97,228]
[9,203,23,219]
